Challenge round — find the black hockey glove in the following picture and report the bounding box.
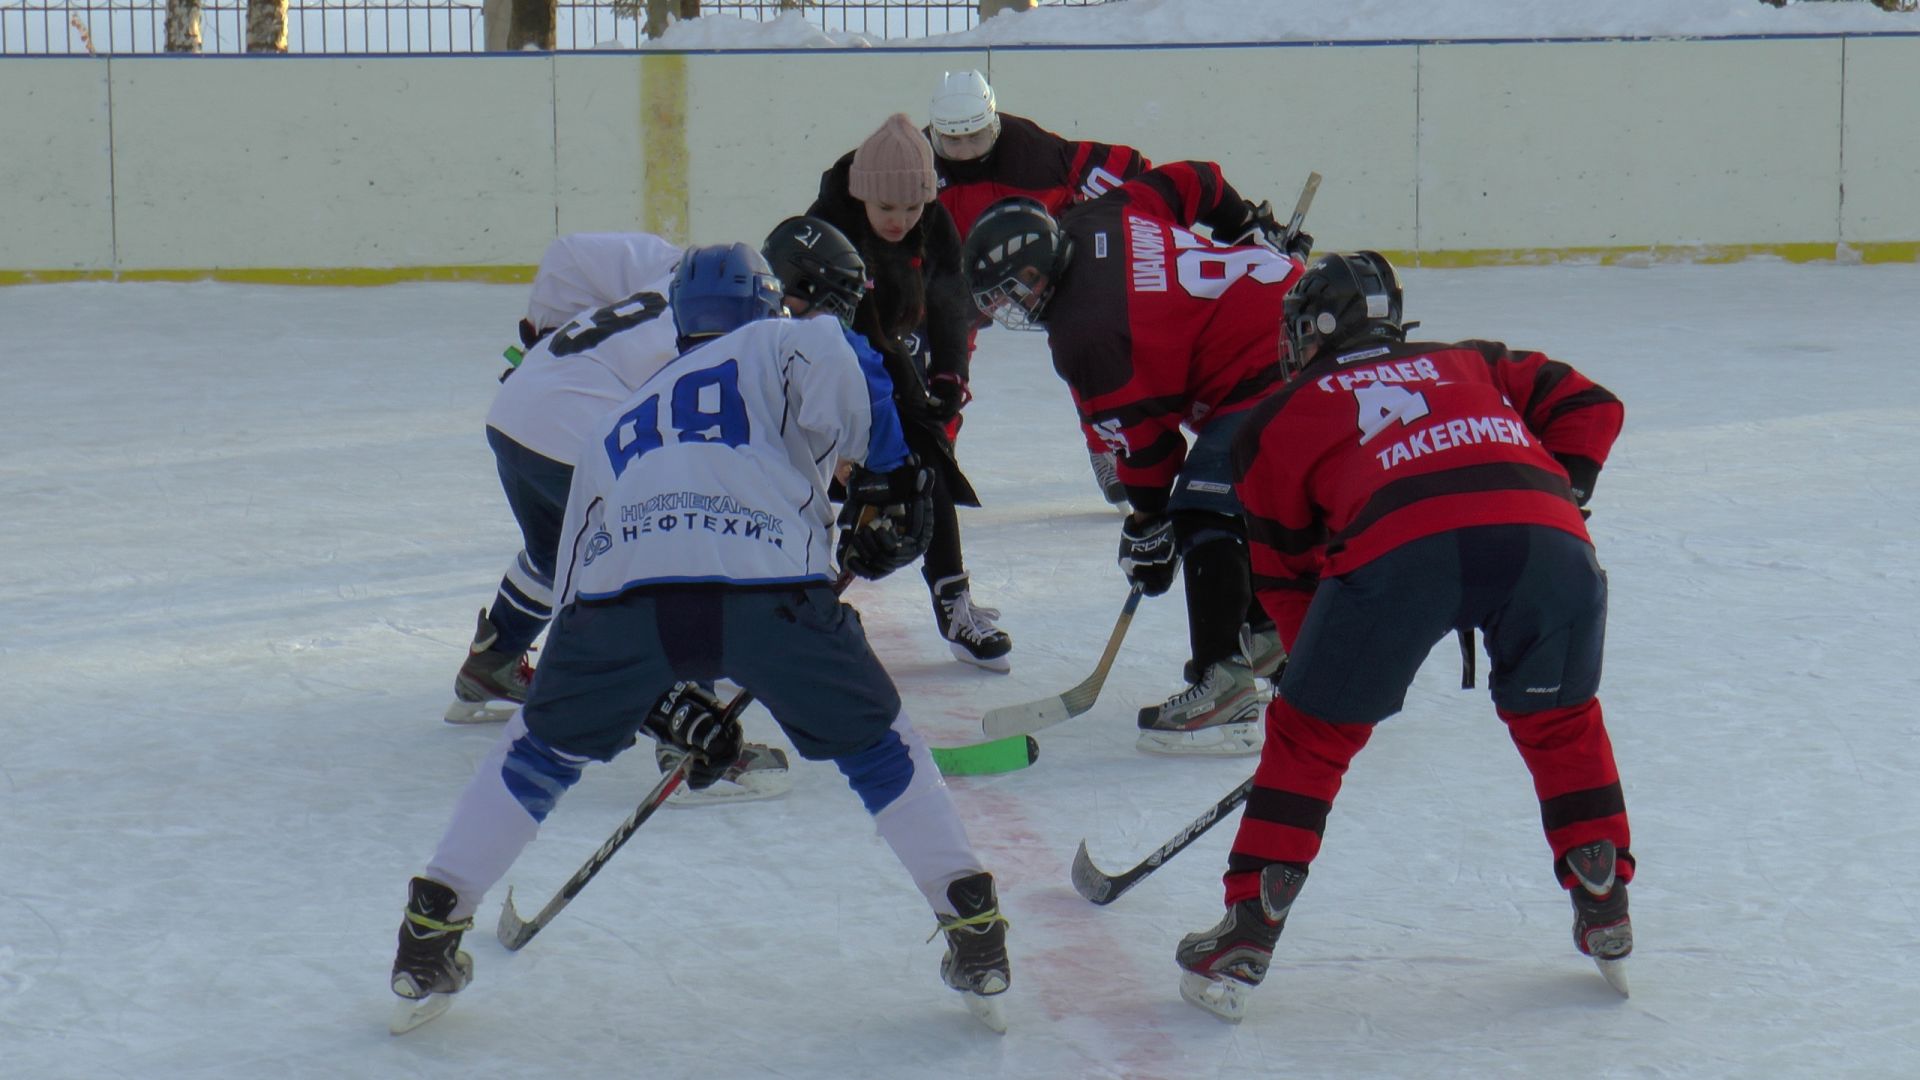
[837,461,935,581]
[1117,513,1180,596]
[925,373,971,423]
[1223,199,1313,261]
[642,682,743,791]
[1553,453,1601,509]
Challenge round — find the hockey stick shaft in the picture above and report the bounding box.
[1070,775,1255,905]
[497,758,689,950]
[980,585,1144,738]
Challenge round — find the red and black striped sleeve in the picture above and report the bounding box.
[1231,387,1327,649]
[1469,340,1624,483]
[1118,162,1246,235]
[1064,139,1152,201]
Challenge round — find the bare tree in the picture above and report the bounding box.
[164,0,202,52]
[246,0,288,52]
[979,0,1036,18]
[643,0,700,40]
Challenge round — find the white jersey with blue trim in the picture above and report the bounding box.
[556,314,872,600]
[487,283,682,466]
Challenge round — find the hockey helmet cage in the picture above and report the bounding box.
[1282,251,1405,374]
[961,197,1071,331]
[761,216,869,328]
[929,70,999,137]
[669,242,784,351]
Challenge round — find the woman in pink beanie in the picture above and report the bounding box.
[806,113,1012,673]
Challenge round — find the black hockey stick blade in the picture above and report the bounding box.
[1070,776,1256,905]
[981,586,1144,739]
[497,760,689,951]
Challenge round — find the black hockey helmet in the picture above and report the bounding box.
[961,196,1073,331]
[1282,251,1406,373]
[761,216,869,327]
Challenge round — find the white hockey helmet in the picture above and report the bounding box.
[929,70,998,137]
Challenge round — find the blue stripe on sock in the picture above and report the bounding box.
[834,729,914,815]
[501,732,584,822]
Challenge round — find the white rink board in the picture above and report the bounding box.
[3,36,1918,278]
[0,60,114,273]
[1840,36,1920,244]
[986,45,1422,252]
[1415,38,1844,252]
[107,57,561,271]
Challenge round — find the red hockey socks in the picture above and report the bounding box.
[1501,699,1634,888]
[1223,697,1373,905]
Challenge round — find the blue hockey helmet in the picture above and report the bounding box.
[670,242,784,351]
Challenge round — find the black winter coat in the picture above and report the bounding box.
[809,151,980,505]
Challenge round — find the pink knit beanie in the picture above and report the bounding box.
[848,113,937,206]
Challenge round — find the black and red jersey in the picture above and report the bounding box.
[1042,162,1305,501]
[1232,338,1624,648]
[933,113,1150,240]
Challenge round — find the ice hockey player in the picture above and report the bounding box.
[809,113,1012,672]
[391,244,1011,1033]
[1174,252,1633,1022]
[445,230,789,805]
[447,231,685,724]
[926,69,1152,506]
[959,166,1311,754]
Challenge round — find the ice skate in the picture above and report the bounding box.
[935,871,1010,1033]
[1567,839,1633,995]
[1238,622,1286,681]
[930,574,1012,673]
[389,877,474,1034]
[660,740,794,806]
[444,609,535,724]
[1136,660,1263,755]
[1176,863,1305,1022]
[1088,448,1128,507]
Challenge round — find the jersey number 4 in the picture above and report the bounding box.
[604,359,750,477]
[1355,382,1429,446]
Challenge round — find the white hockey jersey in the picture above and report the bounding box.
[523,232,683,333]
[556,315,872,600]
[487,285,683,466]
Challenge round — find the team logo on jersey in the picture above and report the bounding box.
[582,527,613,566]
[1092,417,1129,455]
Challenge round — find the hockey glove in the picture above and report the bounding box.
[1118,513,1180,596]
[642,682,743,791]
[1224,199,1314,262]
[925,373,972,423]
[837,461,935,581]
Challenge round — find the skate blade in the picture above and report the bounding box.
[1595,955,1630,996]
[389,991,455,1034]
[443,699,518,725]
[1179,971,1249,1022]
[964,991,1008,1033]
[666,769,794,807]
[1135,722,1262,757]
[949,642,1012,674]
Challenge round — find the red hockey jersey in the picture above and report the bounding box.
[1043,163,1305,505]
[1232,339,1624,648]
[933,113,1150,240]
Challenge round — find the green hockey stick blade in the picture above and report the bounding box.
[929,735,1039,776]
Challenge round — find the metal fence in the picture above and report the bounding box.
[0,0,1112,54]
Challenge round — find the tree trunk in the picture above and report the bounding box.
[245,0,288,53]
[483,0,512,51]
[509,0,556,50]
[645,0,699,39]
[164,0,202,52]
[979,0,1036,20]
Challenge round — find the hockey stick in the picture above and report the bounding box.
[1282,171,1322,252]
[1070,775,1254,905]
[497,757,690,950]
[980,585,1144,739]
[930,735,1039,776]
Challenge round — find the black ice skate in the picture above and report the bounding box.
[389,877,474,1034]
[444,609,535,724]
[1567,839,1633,995]
[930,574,1012,673]
[936,871,1011,1033]
[1175,863,1306,1022]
